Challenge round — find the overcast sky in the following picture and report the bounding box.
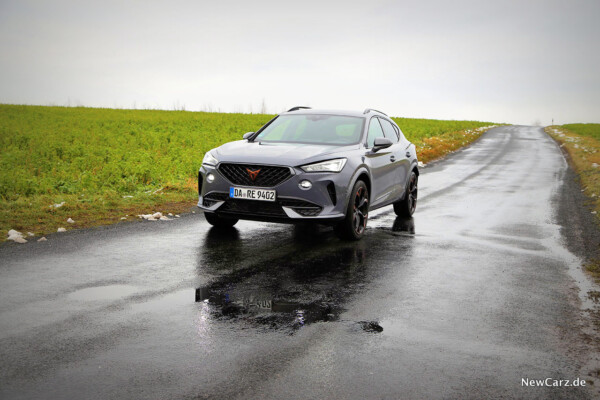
[0,0,598,125]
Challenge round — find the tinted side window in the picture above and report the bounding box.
[367,118,385,148]
[380,118,399,143]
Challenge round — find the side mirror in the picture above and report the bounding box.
[372,137,393,152]
[243,132,254,140]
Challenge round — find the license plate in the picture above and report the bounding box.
[229,187,276,202]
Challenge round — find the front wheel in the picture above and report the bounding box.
[394,171,418,217]
[204,212,238,228]
[334,180,369,241]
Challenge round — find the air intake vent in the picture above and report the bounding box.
[327,182,337,205]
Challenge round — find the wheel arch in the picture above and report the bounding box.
[342,167,372,214]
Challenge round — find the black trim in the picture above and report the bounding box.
[287,106,312,112]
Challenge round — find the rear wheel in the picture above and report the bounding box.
[394,171,418,217]
[334,180,369,240]
[204,212,238,228]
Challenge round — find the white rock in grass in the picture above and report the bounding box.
[37,237,47,242]
[57,227,67,232]
[27,232,34,236]
[67,218,75,224]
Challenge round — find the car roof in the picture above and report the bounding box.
[279,108,387,119]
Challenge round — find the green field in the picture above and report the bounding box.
[561,123,600,140]
[0,104,496,236]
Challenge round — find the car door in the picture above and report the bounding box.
[379,117,409,201]
[364,117,394,208]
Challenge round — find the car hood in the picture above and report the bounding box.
[213,140,360,167]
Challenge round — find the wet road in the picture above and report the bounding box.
[0,126,597,399]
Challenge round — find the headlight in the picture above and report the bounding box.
[300,158,347,173]
[202,151,218,166]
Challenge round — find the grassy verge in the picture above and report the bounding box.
[545,124,600,279]
[1,104,497,239]
[546,124,600,217]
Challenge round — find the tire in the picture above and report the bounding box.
[334,180,369,240]
[394,170,418,217]
[204,212,238,228]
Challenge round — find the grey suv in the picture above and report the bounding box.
[198,107,419,240]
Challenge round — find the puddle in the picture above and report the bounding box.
[68,285,140,301]
[358,321,383,333]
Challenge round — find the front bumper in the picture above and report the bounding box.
[197,163,349,223]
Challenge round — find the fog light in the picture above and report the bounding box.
[299,180,312,190]
[206,173,215,183]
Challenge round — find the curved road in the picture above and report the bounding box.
[0,126,598,399]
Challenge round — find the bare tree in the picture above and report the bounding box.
[260,98,267,114]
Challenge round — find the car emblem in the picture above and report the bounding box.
[246,168,261,181]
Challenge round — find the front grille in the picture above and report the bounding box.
[219,199,287,217]
[218,163,292,187]
[215,197,322,218]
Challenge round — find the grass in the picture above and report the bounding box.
[0,104,497,238]
[545,124,600,217]
[545,124,600,278]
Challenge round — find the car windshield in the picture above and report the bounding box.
[254,114,364,145]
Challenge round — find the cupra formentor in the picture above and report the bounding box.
[198,107,419,240]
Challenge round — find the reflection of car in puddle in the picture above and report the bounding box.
[195,286,339,331]
[392,217,415,234]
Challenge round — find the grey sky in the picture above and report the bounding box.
[0,0,598,125]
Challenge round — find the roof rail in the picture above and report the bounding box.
[287,106,312,112]
[363,108,388,116]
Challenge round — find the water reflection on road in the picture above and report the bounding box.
[195,218,416,332]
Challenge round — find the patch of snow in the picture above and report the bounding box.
[168,213,173,216]
[122,195,133,198]
[120,217,127,220]
[38,237,47,242]
[592,163,598,168]
[175,215,180,218]
[67,218,75,224]
[27,232,34,237]
[7,229,27,243]
[57,227,66,232]
[51,201,65,208]
[417,161,425,168]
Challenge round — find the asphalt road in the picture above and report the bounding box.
[1,126,598,399]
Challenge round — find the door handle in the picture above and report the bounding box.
[390,156,396,162]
